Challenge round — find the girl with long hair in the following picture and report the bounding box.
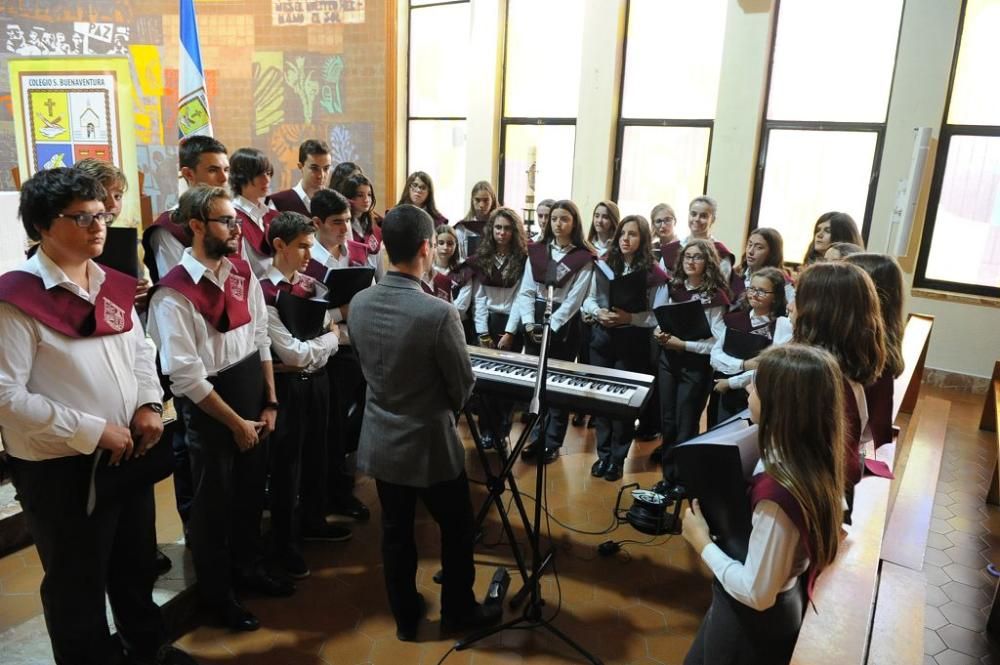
[683,344,846,665]
[801,211,864,266]
[793,262,886,515]
[660,196,736,281]
[844,253,905,448]
[654,238,731,492]
[336,173,385,281]
[582,215,668,481]
[455,181,499,260]
[650,203,679,272]
[732,227,795,306]
[709,267,792,425]
[534,198,555,242]
[471,207,530,448]
[512,200,595,464]
[396,171,448,226]
[229,147,278,278]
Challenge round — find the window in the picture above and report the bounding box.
[406,0,470,221]
[750,0,904,261]
[915,0,1000,297]
[613,0,727,220]
[498,0,584,211]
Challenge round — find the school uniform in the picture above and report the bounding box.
[576,238,613,416]
[147,250,272,609]
[864,368,895,448]
[432,263,477,343]
[305,239,371,515]
[728,268,796,310]
[657,282,728,479]
[708,312,793,425]
[234,195,278,278]
[268,182,312,216]
[513,241,594,455]
[843,377,869,519]
[660,237,736,281]
[471,252,527,444]
[0,250,166,664]
[349,214,387,282]
[582,259,668,475]
[686,463,814,665]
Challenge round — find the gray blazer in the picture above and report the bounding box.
[348,272,475,487]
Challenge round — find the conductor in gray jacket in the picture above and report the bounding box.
[349,204,501,641]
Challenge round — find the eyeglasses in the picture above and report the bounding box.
[652,217,675,226]
[204,216,242,230]
[56,211,115,227]
[746,286,773,296]
[409,182,428,192]
[682,254,706,263]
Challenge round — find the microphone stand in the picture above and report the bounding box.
[456,284,602,664]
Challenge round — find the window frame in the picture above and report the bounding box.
[913,0,1000,299]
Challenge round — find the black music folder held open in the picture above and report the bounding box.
[95,226,140,278]
[654,299,711,341]
[722,328,772,360]
[671,411,760,562]
[276,291,328,340]
[594,264,647,312]
[323,266,375,308]
[465,231,482,258]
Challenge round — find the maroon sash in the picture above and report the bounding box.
[661,240,681,273]
[303,259,327,282]
[141,210,191,282]
[647,264,669,288]
[260,274,318,307]
[723,310,776,339]
[864,370,894,448]
[424,272,453,302]
[668,284,730,309]
[156,258,254,332]
[527,242,594,288]
[750,472,817,602]
[357,220,382,255]
[729,270,747,303]
[714,240,735,265]
[0,267,136,338]
[469,254,524,289]
[236,208,279,257]
[267,189,310,216]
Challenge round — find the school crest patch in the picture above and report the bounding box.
[229,274,246,301]
[556,262,571,283]
[101,297,126,332]
[367,234,380,253]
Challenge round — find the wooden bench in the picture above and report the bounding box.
[792,313,936,665]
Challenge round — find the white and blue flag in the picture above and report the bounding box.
[178,0,213,138]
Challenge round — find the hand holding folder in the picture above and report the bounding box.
[323,266,376,308]
[276,291,328,340]
[594,265,647,313]
[654,299,711,341]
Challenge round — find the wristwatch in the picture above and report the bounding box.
[141,402,164,415]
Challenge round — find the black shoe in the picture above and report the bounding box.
[396,593,426,642]
[520,441,541,460]
[604,463,622,482]
[586,417,596,429]
[303,523,353,542]
[213,599,260,632]
[441,602,502,634]
[154,548,172,577]
[329,496,370,522]
[279,549,311,580]
[154,645,199,665]
[571,413,586,427]
[479,433,495,450]
[648,444,664,464]
[590,459,609,478]
[234,569,296,598]
[542,448,560,464]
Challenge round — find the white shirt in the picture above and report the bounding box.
[235,195,276,278]
[292,181,311,213]
[473,257,523,335]
[263,266,338,372]
[147,249,272,404]
[0,250,161,461]
[515,242,594,333]
[581,261,664,329]
[148,209,185,281]
[653,284,727,355]
[710,315,793,389]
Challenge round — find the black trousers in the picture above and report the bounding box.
[524,313,582,450]
[170,417,193,524]
[478,312,524,440]
[706,371,750,427]
[589,325,652,465]
[272,371,330,549]
[374,472,477,627]
[10,455,164,665]
[636,335,663,435]
[658,349,713,480]
[177,396,268,607]
[685,579,805,665]
[326,346,364,505]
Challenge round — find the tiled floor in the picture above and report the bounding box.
[0,385,998,664]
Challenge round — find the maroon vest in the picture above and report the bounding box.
[259,274,318,307]
[723,310,777,339]
[527,242,594,288]
[647,264,669,288]
[141,210,192,282]
[267,189,310,216]
[356,218,383,255]
[0,267,136,338]
[750,472,817,602]
[468,254,524,289]
[236,208,279,257]
[156,258,254,332]
[864,369,894,448]
[668,283,730,309]
[423,271,454,302]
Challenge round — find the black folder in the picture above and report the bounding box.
[654,299,711,341]
[722,328,771,360]
[671,411,760,562]
[594,266,648,312]
[276,291,328,341]
[95,226,140,278]
[465,231,481,258]
[323,266,375,308]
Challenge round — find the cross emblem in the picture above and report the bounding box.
[43,97,56,116]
